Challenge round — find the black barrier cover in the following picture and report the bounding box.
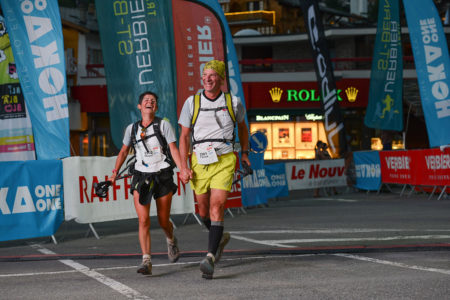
[299,0,348,157]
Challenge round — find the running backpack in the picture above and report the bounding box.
[130,116,176,170]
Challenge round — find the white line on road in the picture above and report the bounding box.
[254,235,450,245]
[29,244,152,300]
[230,229,450,234]
[231,234,296,247]
[0,254,318,278]
[335,253,450,275]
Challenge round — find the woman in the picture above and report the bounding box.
[110,91,183,275]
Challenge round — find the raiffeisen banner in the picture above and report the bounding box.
[300,0,347,157]
[0,0,70,160]
[172,0,247,119]
[365,0,403,131]
[403,0,450,147]
[95,0,177,149]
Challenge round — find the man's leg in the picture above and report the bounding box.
[199,189,228,278]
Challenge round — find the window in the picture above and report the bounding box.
[247,1,264,11]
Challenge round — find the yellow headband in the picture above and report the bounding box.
[203,60,225,79]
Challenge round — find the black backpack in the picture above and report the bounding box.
[130,116,176,170]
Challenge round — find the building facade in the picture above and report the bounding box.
[57,0,450,159]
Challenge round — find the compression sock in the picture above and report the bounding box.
[208,221,224,256]
[202,217,211,230]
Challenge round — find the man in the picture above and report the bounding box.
[178,59,250,279]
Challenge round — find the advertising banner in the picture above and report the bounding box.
[285,159,346,191]
[264,163,289,199]
[300,0,347,157]
[1,0,70,160]
[241,152,268,207]
[244,79,370,110]
[412,148,450,187]
[0,160,64,242]
[365,0,403,131]
[353,151,381,191]
[95,0,177,148]
[172,0,247,121]
[0,15,35,161]
[379,150,416,185]
[403,0,450,147]
[63,156,195,224]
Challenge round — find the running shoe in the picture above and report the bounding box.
[215,232,230,263]
[167,236,180,263]
[137,258,152,275]
[199,255,214,279]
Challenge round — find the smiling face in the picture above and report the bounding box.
[138,93,158,115]
[202,69,223,98]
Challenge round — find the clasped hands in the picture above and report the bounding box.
[180,168,193,184]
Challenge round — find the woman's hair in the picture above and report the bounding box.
[138,91,158,104]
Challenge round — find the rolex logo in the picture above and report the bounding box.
[269,87,283,103]
[345,86,358,102]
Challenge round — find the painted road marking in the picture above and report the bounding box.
[335,253,450,275]
[30,244,152,300]
[0,254,317,278]
[229,229,450,248]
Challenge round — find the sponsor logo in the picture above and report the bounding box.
[345,87,358,102]
[269,87,283,103]
[269,87,359,103]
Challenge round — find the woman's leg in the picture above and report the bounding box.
[155,191,174,239]
[156,191,180,263]
[133,190,151,255]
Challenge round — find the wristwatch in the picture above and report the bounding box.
[241,150,249,155]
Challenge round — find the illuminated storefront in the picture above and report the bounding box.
[243,79,369,160]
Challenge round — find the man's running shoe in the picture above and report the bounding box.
[200,255,214,279]
[215,232,230,263]
[167,236,180,263]
[137,258,152,275]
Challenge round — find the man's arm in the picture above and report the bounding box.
[237,120,250,166]
[178,124,193,182]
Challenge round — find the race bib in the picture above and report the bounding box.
[195,145,218,165]
[143,146,163,164]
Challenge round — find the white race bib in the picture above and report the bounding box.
[195,145,218,165]
[143,146,163,165]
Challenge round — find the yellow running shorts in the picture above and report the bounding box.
[190,152,237,194]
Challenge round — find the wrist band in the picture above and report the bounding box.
[241,150,249,155]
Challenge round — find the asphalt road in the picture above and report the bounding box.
[1,187,450,299]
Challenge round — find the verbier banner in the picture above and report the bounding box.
[300,0,347,157]
[365,0,403,131]
[403,0,450,147]
[95,0,178,149]
[0,0,70,160]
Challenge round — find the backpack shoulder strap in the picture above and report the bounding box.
[224,92,236,123]
[153,117,175,169]
[152,117,166,147]
[191,94,201,126]
[131,121,140,146]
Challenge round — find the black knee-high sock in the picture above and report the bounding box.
[202,217,211,230]
[208,222,224,257]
